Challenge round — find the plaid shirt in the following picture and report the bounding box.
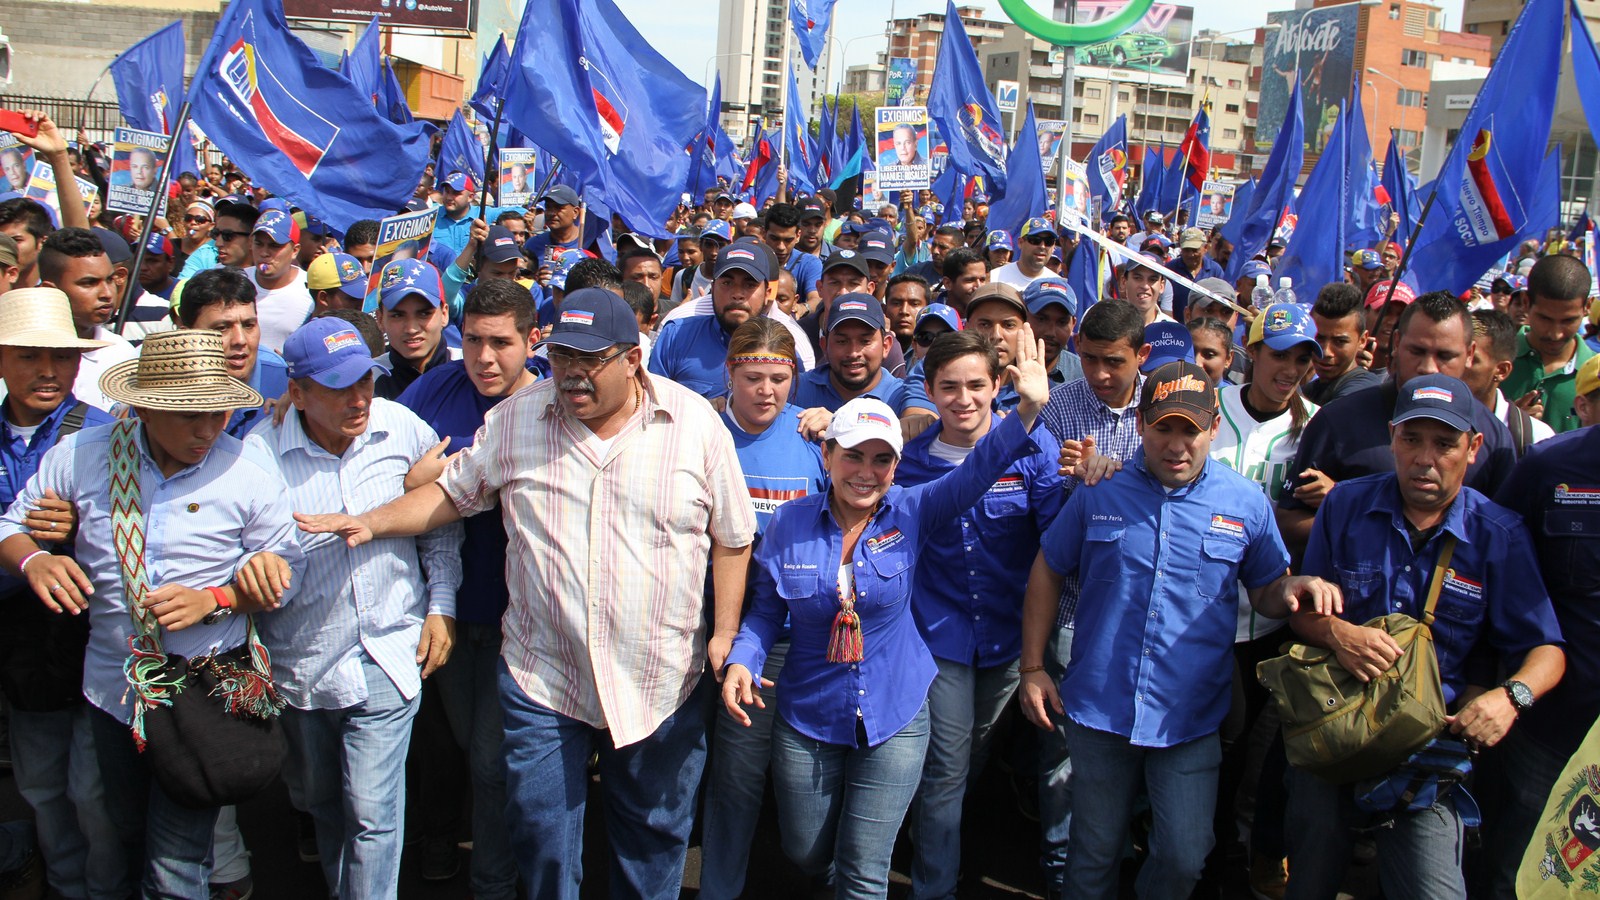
[1039,374,1146,627]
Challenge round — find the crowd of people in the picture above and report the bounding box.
[0,105,1593,900]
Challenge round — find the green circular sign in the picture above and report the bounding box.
[996,0,1158,47]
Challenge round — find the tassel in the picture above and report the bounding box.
[122,634,183,752]
[827,598,864,664]
[212,664,285,721]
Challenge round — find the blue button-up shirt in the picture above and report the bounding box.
[792,365,910,414]
[226,349,288,438]
[1042,454,1291,747]
[0,426,307,723]
[649,313,734,399]
[246,398,464,709]
[0,397,115,595]
[1303,474,1563,706]
[897,415,1063,666]
[727,413,1041,747]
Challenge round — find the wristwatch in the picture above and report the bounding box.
[201,586,233,626]
[1502,679,1535,713]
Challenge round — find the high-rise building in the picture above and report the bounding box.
[1463,0,1600,54]
[864,6,1007,105]
[715,0,832,146]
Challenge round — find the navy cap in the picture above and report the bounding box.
[825,293,887,333]
[482,225,523,264]
[91,227,133,266]
[1024,278,1077,316]
[377,258,445,310]
[821,249,869,278]
[857,230,895,264]
[841,221,871,237]
[540,185,580,207]
[1392,374,1476,433]
[714,240,772,281]
[799,198,826,220]
[1141,322,1195,372]
[283,318,391,389]
[536,288,640,353]
[213,195,257,222]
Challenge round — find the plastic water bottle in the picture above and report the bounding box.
[1251,274,1273,309]
[1274,277,1298,308]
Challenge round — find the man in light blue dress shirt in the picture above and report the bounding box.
[247,318,463,899]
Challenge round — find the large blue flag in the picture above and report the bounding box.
[986,102,1049,238]
[503,0,705,237]
[470,35,511,124]
[817,96,837,184]
[1517,145,1562,248]
[1065,233,1103,318]
[436,109,485,189]
[1228,78,1304,280]
[1345,85,1384,251]
[1085,115,1129,218]
[929,0,1007,193]
[342,15,382,107]
[751,128,784,206]
[784,63,819,195]
[1380,135,1420,247]
[1571,1,1600,153]
[111,21,186,136]
[1276,100,1352,294]
[1408,0,1562,294]
[790,0,840,71]
[830,108,866,189]
[186,0,431,229]
[1135,145,1166,220]
[378,58,414,125]
[687,74,724,196]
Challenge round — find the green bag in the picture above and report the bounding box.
[1256,536,1453,785]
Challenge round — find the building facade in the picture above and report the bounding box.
[715,0,833,146]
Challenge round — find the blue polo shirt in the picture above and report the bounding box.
[792,365,910,414]
[1494,428,1600,757]
[1042,454,1291,747]
[722,404,827,538]
[0,395,115,595]
[227,349,289,439]
[897,415,1064,666]
[726,413,1042,747]
[786,249,822,296]
[648,313,734,399]
[1304,474,1562,706]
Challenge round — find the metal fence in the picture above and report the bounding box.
[0,93,123,146]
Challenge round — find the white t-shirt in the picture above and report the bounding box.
[989,262,1050,291]
[75,327,139,412]
[246,267,314,354]
[929,438,975,465]
[1494,389,1555,445]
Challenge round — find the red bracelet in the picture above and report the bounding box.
[205,586,231,609]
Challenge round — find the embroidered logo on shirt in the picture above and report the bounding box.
[1442,568,1483,600]
[322,331,361,353]
[1554,483,1600,506]
[866,527,905,552]
[989,474,1025,493]
[560,310,595,326]
[1209,514,1245,536]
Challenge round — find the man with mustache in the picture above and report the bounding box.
[648,238,772,400]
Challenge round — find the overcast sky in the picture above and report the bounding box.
[611,0,1468,89]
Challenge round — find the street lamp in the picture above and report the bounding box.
[831,32,888,99]
[1366,66,1410,153]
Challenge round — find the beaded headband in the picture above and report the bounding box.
[728,352,796,368]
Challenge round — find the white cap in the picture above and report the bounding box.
[1279,276,1292,288]
[823,397,904,458]
[732,202,758,221]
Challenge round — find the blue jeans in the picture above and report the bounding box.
[1064,720,1221,900]
[1480,729,1569,898]
[1037,624,1075,892]
[770,703,930,900]
[9,705,127,899]
[911,656,1019,900]
[498,660,709,900]
[699,639,789,900]
[1284,764,1465,900]
[88,706,221,900]
[434,622,518,900]
[281,654,421,900]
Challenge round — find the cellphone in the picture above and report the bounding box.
[0,110,39,138]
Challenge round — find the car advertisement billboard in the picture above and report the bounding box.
[1059,1,1194,90]
[1256,2,1360,155]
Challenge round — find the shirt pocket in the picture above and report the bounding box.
[1544,509,1600,596]
[1432,569,1487,648]
[981,492,1029,519]
[862,549,912,611]
[777,570,828,626]
[1336,565,1385,612]
[1082,525,1124,583]
[1199,535,1247,602]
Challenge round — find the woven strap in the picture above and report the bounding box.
[1420,535,1458,627]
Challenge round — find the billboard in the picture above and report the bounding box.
[1062,1,1193,90]
[281,0,475,33]
[1256,2,1360,155]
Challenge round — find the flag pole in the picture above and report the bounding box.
[477,102,504,220]
[1053,0,1077,227]
[534,159,563,200]
[112,100,192,335]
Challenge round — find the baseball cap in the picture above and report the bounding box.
[821,249,869,278]
[283,318,391,389]
[441,172,474,193]
[1240,260,1272,282]
[482,225,523,264]
[1505,274,1529,293]
[1123,250,1168,275]
[540,185,581,208]
[714,239,772,281]
[91,228,132,267]
[306,252,368,298]
[857,230,895,264]
[971,192,991,205]
[1351,249,1384,271]
[1179,228,1206,250]
[213,195,257,223]
[732,202,758,221]
[548,249,590,290]
[1138,360,1216,428]
[377,258,445,310]
[1364,279,1417,310]
[1576,354,1600,398]
[700,220,733,244]
[144,232,173,257]
[536,287,639,353]
[1144,211,1165,225]
[1190,278,1238,311]
[799,198,827,220]
[986,230,1015,252]
[0,234,16,268]
[675,224,703,242]
[1248,303,1324,357]
[967,283,1027,319]
[713,191,735,203]
[915,303,962,333]
[1141,322,1195,372]
[1391,374,1476,433]
[252,208,300,245]
[841,221,872,237]
[1020,217,1054,242]
[825,293,887,333]
[1024,279,1077,317]
[824,397,904,458]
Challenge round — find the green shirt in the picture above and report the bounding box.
[1502,327,1597,434]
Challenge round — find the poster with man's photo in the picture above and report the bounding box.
[499,148,538,209]
[107,127,171,217]
[363,206,441,313]
[0,133,35,193]
[875,106,931,192]
[22,160,99,223]
[1037,120,1067,174]
[1197,181,1236,230]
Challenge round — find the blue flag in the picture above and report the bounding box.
[790,0,840,71]
[1517,145,1562,247]
[1408,0,1562,294]
[437,109,485,189]
[378,58,414,125]
[111,21,186,136]
[1065,234,1102,319]
[751,128,784,206]
[688,73,724,196]
[1345,85,1384,251]
[1229,78,1304,280]
[342,15,382,107]
[1277,100,1352,294]
[830,108,866,189]
[1136,145,1166,220]
[986,102,1049,238]
[818,96,837,184]
[503,0,705,237]
[186,0,431,229]
[470,35,511,123]
[784,63,819,195]
[1571,1,1600,152]
[928,0,1007,193]
[1379,135,1420,248]
[1085,115,1129,217]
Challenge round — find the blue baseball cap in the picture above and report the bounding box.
[1351,249,1384,271]
[986,229,1015,252]
[915,303,962,333]
[482,225,523,264]
[857,230,895,264]
[1240,260,1272,281]
[825,293,887,333]
[1141,322,1195,372]
[549,249,590,290]
[144,232,173,257]
[841,221,872,237]
[305,251,368,299]
[1392,374,1476,433]
[252,208,300,245]
[537,288,639,353]
[442,171,473,193]
[1024,278,1078,316]
[1250,302,1324,357]
[1020,217,1055,241]
[282,318,391,389]
[714,239,772,281]
[1506,274,1528,292]
[377,258,445,310]
[700,219,733,244]
[540,185,580,207]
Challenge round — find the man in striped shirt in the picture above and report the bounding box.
[296,288,755,900]
[249,318,463,899]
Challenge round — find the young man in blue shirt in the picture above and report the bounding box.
[649,239,772,400]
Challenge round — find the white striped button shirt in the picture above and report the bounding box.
[247,397,464,710]
[440,372,755,747]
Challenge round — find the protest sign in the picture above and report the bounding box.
[875,106,931,192]
[107,127,171,217]
[362,206,441,312]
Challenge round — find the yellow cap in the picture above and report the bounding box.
[1577,354,1600,399]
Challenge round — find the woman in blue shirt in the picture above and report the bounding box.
[722,327,1049,898]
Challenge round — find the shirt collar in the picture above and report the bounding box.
[1368,475,1476,547]
[536,368,676,424]
[276,400,389,459]
[1,395,77,445]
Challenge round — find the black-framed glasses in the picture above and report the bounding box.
[214,228,248,243]
[547,345,629,372]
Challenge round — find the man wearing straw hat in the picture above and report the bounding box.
[0,287,119,898]
[0,329,306,898]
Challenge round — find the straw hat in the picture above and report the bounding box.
[99,330,264,411]
[0,288,111,350]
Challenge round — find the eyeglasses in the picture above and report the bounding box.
[1023,234,1057,246]
[184,215,213,224]
[912,331,945,347]
[546,345,630,371]
[214,228,248,243]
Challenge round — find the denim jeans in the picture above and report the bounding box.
[699,639,789,900]
[281,654,421,900]
[209,808,249,883]
[434,622,517,900]
[911,656,1019,900]
[88,705,221,900]
[1284,764,1465,900]
[770,702,930,900]
[1479,729,1569,898]
[1064,720,1221,900]
[498,660,709,900]
[1037,624,1075,892]
[9,706,126,899]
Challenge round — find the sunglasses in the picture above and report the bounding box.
[184,215,213,224]
[1023,234,1057,246]
[214,228,249,243]
[912,330,947,347]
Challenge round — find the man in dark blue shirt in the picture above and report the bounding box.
[649,239,771,399]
